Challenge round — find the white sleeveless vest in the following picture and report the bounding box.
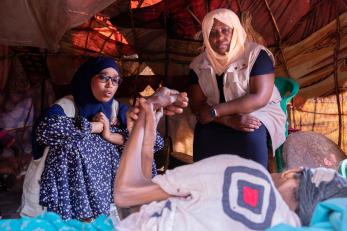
[190,42,286,153]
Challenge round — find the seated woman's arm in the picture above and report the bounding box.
[94,109,164,147]
[104,102,130,145]
[92,111,125,145]
[36,104,103,146]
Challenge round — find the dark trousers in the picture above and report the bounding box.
[193,122,268,168]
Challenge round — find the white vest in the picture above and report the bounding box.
[190,42,286,152]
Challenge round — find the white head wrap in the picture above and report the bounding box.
[202,8,247,75]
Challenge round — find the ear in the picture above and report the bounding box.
[281,167,303,179]
[323,153,337,167]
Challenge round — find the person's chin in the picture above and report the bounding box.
[215,47,229,55]
[216,50,228,55]
[98,97,113,103]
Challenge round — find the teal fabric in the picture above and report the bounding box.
[274,76,300,172]
[0,212,115,231]
[338,159,347,178]
[266,198,347,231]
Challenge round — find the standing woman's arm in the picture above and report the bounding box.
[214,73,274,116]
[214,50,276,117]
[188,69,212,123]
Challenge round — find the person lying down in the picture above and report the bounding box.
[114,87,347,231]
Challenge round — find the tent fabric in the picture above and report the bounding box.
[2,0,346,52]
[0,0,115,50]
[110,0,347,46]
[279,12,347,99]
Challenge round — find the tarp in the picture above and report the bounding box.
[0,0,115,50]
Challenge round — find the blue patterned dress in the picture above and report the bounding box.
[36,106,163,220]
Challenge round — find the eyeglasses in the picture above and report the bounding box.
[209,27,233,38]
[97,74,122,86]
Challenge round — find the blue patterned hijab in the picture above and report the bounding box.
[71,56,121,121]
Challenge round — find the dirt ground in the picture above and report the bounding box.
[0,175,22,219]
[0,154,30,219]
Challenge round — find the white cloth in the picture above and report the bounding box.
[117,155,301,231]
[20,147,49,217]
[310,168,336,187]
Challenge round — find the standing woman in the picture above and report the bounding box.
[189,9,286,168]
[33,57,163,220]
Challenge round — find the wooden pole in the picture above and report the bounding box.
[263,0,297,130]
[99,31,114,54]
[137,0,145,8]
[333,9,342,147]
[83,19,93,55]
[163,0,170,138]
[236,0,242,14]
[263,0,290,77]
[128,0,141,100]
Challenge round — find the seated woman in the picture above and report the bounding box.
[28,56,164,220]
[189,9,286,167]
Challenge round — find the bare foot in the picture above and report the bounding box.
[147,87,188,115]
[126,88,188,133]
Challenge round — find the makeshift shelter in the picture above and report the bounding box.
[0,0,347,157]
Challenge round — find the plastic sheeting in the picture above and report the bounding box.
[110,0,347,46]
[0,0,115,50]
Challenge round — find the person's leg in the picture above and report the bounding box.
[193,122,225,162]
[193,122,268,167]
[115,88,188,207]
[114,100,171,208]
[238,124,268,168]
[119,86,189,179]
[116,101,147,186]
